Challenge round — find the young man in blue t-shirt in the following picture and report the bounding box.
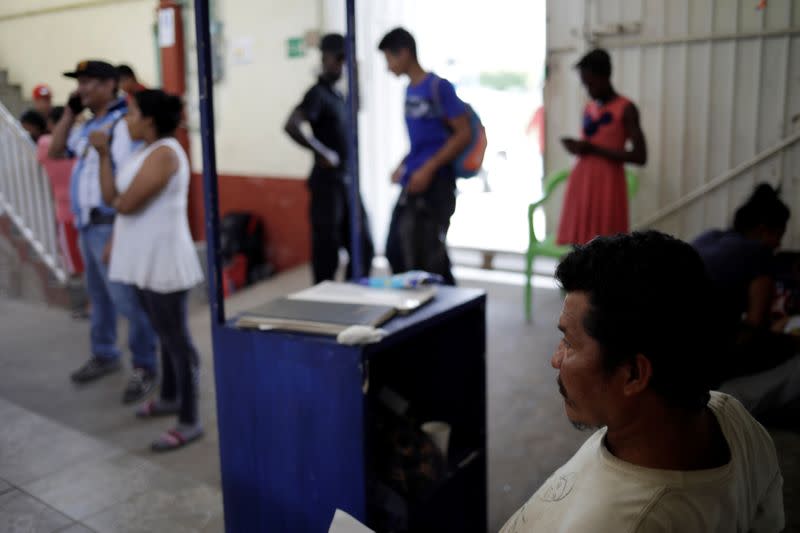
[378,28,471,285]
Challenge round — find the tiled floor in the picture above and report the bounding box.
[0,488,74,533]
[0,397,223,532]
[0,263,797,532]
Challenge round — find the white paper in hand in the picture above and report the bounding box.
[328,509,374,533]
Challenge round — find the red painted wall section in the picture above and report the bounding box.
[191,174,311,273]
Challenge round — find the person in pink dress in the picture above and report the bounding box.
[36,111,83,276]
[557,49,647,246]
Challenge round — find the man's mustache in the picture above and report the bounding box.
[557,376,568,400]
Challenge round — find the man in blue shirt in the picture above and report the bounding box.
[49,61,157,403]
[378,28,471,285]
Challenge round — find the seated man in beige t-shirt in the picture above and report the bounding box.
[500,231,784,533]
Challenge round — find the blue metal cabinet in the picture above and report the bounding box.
[213,287,487,532]
[191,1,486,529]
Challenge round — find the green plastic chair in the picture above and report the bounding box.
[524,168,639,322]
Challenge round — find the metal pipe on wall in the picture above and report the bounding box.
[598,29,800,50]
[637,131,800,229]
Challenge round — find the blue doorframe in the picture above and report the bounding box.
[193,0,362,326]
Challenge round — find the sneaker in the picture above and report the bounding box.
[70,357,121,384]
[122,368,158,404]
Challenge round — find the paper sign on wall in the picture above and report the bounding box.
[158,8,176,48]
[231,37,254,65]
[287,37,305,58]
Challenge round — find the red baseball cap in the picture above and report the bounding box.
[32,84,52,100]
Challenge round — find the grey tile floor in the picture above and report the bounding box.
[0,397,223,532]
[0,263,797,532]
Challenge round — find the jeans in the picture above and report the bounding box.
[136,288,200,425]
[385,172,457,286]
[78,224,157,372]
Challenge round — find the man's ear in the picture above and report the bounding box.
[622,354,653,397]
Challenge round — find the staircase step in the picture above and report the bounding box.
[0,69,28,117]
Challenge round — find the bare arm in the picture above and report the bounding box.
[593,103,647,165]
[283,107,339,167]
[89,128,118,205]
[283,107,314,151]
[113,146,178,214]
[48,106,76,159]
[90,129,177,215]
[744,275,775,328]
[406,113,471,194]
[391,158,407,183]
[738,275,800,353]
[563,103,648,165]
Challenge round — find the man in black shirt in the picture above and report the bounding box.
[284,33,374,283]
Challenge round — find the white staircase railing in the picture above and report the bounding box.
[0,100,66,284]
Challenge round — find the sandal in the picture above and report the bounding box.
[151,426,204,452]
[136,399,180,419]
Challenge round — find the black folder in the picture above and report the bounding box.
[235,298,396,336]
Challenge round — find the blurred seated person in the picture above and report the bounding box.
[20,109,47,143]
[692,183,799,385]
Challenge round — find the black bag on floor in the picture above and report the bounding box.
[219,212,271,284]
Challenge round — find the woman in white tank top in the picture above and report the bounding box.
[90,89,204,452]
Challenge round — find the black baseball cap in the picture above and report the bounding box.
[63,60,119,80]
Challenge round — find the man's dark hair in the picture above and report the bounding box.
[378,27,417,59]
[555,231,718,411]
[732,183,790,234]
[575,48,612,77]
[320,33,345,59]
[48,106,65,125]
[20,109,46,131]
[116,64,135,79]
[134,89,183,137]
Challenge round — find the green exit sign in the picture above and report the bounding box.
[287,37,305,58]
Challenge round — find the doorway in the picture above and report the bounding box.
[327,0,547,258]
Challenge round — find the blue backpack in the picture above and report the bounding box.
[430,75,488,179]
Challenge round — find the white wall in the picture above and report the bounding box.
[0,0,323,179]
[183,0,323,177]
[545,0,800,247]
[0,0,158,107]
